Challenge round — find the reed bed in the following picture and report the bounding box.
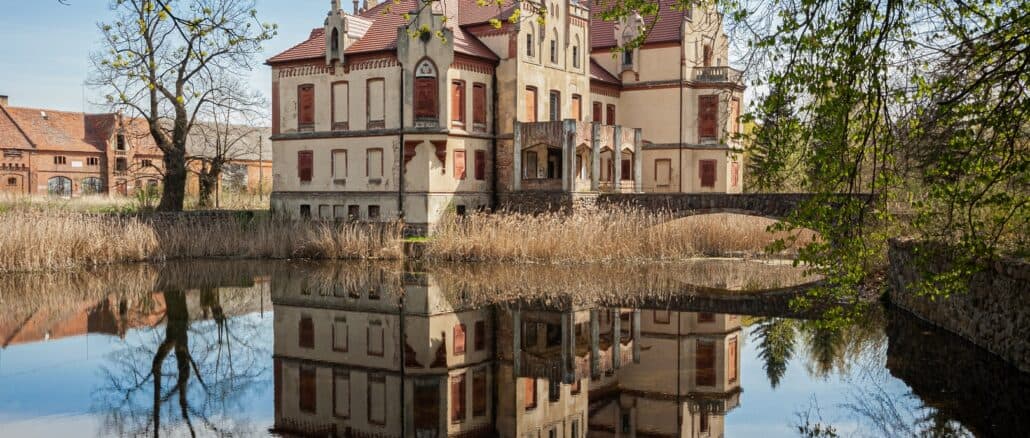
[0,210,403,273]
[426,210,818,263]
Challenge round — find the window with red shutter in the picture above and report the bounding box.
[474,150,486,181]
[700,160,717,188]
[298,84,315,130]
[451,374,466,423]
[698,95,718,139]
[474,320,486,350]
[299,367,317,413]
[451,81,465,127]
[473,83,486,129]
[571,94,582,121]
[593,102,603,123]
[525,87,537,122]
[454,150,466,180]
[606,104,616,125]
[453,324,467,354]
[696,339,716,386]
[299,316,314,348]
[472,370,487,417]
[524,378,537,410]
[298,151,313,183]
[415,77,438,121]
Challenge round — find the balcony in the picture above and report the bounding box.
[693,66,743,83]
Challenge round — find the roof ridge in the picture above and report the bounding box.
[3,106,118,117]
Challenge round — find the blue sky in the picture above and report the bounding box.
[0,0,350,115]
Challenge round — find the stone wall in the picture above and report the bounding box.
[596,193,816,218]
[496,191,573,214]
[888,239,1030,373]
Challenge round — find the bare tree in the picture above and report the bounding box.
[90,0,276,211]
[187,78,266,209]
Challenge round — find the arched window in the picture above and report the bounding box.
[549,29,559,64]
[48,176,72,197]
[526,28,535,58]
[330,28,341,61]
[81,177,103,195]
[413,59,439,126]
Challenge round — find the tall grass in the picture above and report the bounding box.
[426,211,818,263]
[0,210,402,273]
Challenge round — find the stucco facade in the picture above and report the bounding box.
[267,1,745,228]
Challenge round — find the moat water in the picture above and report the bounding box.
[0,260,1026,437]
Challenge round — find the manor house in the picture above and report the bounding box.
[267,0,745,229]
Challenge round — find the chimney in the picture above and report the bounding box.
[353,0,359,13]
[0,95,7,107]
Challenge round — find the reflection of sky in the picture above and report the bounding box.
[726,325,919,437]
[0,312,275,436]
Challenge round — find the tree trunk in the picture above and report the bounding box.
[158,149,187,212]
[197,168,220,209]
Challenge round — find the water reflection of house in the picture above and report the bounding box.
[271,267,495,437]
[589,311,742,437]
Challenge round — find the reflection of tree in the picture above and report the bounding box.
[754,318,797,388]
[94,289,270,437]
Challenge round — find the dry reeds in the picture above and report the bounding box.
[425,210,818,263]
[0,211,402,273]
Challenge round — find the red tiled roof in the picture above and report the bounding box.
[590,0,686,49]
[0,105,34,150]
[267,28,326,64]
[458,0,517,26]
[590,59,621,85]
[0,107,113,153]
[268,1,499,64]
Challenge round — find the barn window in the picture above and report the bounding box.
[414,60,438,126]
[700,160,717,188]
[297,84,315,131]
[297,150,313,182]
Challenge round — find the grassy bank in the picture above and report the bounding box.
[0,208,816,273]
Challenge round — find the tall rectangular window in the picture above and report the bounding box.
[474,320,486,351]
[524,150,538,179]
[524,378,537,410]
[571,94,582,121]
[474,150,486,181]
[698,95,719,139]
[332,81,349,130]
[655,159,672,187]
[473,370,487,417]
[728,336,739,383]
[621,157,632,181]
[332,317,348,352]
[451,80,466,127]
[549,90,560,121]
[453,150,467,180]
[299,316,314,349]
[606,104,616,125]
[472,83,487,130]
[731,161,741,188]
[730,97,741,134]
[298,151,313,183]
[366,148,383,178]
[298,84,315,130]
[700,160,717,188]
[525,87,537,122]
[368,320,385,356]
[593,102,603,122]
[299,366,317,413]
[332,150,347,178]
[367,79,385,129]
[696,339,716,386]
[454,324,467,354]
[451,374,466,423]
[333,370,350,418]
[368,375,386,424]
